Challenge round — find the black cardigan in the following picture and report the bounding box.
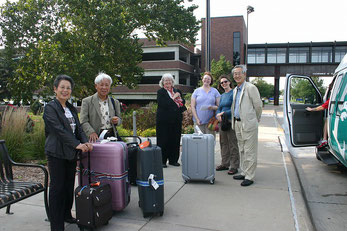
[43,98,88,160]
[156,88,186,123]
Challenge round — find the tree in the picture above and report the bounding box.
[251,77,274,99]
[210,55,233,89]
[0,0,200,101]
[290,77,326,104]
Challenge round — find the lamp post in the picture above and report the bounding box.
[245,5,254,66]
[205,0,211,71]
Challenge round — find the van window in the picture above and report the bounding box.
[289,77,320,105]
[329,73,344,114]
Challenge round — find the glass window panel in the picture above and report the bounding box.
[312,47,332,63]
[289,47,309,63]
[335,46,347,63]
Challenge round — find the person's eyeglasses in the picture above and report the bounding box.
[220,81,229,84]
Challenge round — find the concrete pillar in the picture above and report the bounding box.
[187,53,191,64]
[187,75,191,86]
[274,66,280,106]
[174,47,179,61]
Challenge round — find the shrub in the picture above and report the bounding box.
[182,125,195,134]
[121,103,157,132]
[117,126,133,137]
[28,119,46,160]
[139,128,156,137]
[30,99,43,115]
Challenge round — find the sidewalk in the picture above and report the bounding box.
[0,105,313,231]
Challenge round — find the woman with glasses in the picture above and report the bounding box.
[43,75,93,231]
[215,75,239,174]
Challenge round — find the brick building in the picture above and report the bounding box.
[201,16,247,71]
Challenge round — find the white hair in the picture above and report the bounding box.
[232,65,247,74]
[94,72,113,85]
[159,73,175,88]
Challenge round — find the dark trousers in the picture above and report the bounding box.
[47,155,77,231]
[157,118,182,164]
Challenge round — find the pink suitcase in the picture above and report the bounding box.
[78,142,130,211]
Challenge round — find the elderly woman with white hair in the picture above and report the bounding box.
[80,72,122,142]
[156,73,186,168]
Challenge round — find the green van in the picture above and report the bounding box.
[283,54,347,167]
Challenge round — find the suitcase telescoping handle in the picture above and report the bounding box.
[77,150,92,186]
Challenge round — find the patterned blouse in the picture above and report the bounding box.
[99,99,112,130]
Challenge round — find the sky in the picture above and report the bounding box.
[185,0,347,44]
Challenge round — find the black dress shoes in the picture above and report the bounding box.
[233,175,245,180]
[64,217,77,224]
[169,162,180,167]
[241,179,254,186]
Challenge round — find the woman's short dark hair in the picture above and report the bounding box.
[53,74,75,89]
[218,74,233,91]
[202,72,214,86]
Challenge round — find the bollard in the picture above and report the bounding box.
[133,111,137,142]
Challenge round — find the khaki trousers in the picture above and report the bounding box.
[234,120,258,180]
[219,127,239,169]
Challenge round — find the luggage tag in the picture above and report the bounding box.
[148,174,159,190]
[139,140,151,149]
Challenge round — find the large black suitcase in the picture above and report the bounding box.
[137,141,164,218]
[122,136,142,186]
[75,151,113,230]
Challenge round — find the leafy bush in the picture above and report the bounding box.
[182,125,194,134]
[30,99,43,115]
[121,103,157,132]
[117,126,133,137]
[139,128,156,137]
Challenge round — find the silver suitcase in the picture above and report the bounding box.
[181,133,215,184]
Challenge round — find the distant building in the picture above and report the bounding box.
[112,39,201,104]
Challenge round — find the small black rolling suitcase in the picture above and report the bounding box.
[137,140,164,218]
[122,136,142,186]
[75,151,113,230]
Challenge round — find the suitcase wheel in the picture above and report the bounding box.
[159,211,164,216]
[184,180,188,184]
[143,212,151,218]
[210,178,215,184]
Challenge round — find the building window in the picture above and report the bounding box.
[142,52,175,61]
[233,32,241,66]
[311,47,332,63]
[267,48,286,63]
[248,48,265,64]
[289,47,309,63]
[335,46,347,63]
[139,76,162,84]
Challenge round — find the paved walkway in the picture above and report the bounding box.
[0,105,314,231]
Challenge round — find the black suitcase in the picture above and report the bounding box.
[75,151,113,230]
[137,141,164,218]
[122,136,142,186]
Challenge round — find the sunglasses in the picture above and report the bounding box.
[220,80,229,84]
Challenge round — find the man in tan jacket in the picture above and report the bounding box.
[231,65,262,186]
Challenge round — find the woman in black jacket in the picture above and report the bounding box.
[43,75,93,231]
[156,73,186,168]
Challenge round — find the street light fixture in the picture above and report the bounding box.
[245,5,254,66]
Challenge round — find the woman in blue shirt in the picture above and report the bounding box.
[215,75,239,175]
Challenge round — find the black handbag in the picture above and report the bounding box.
[221,113,231,131]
